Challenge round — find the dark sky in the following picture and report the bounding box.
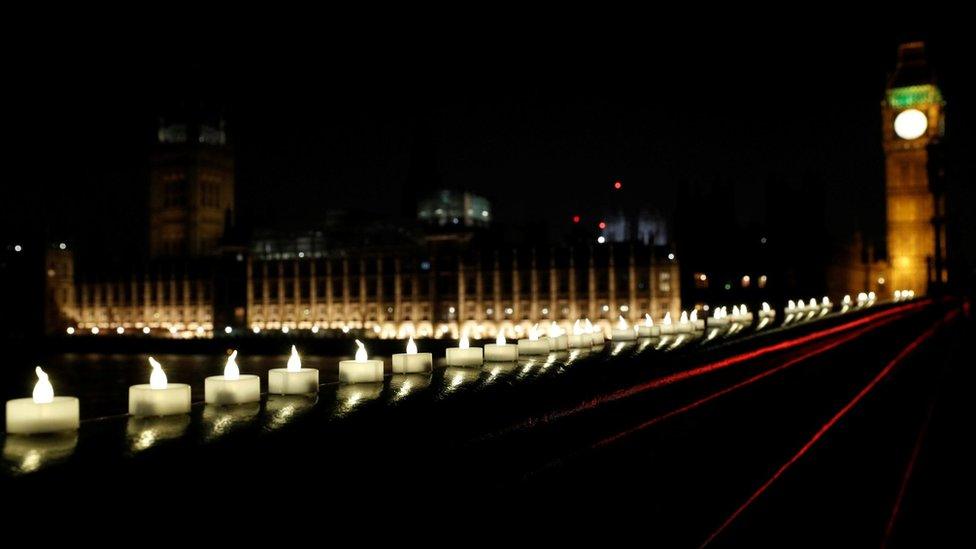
[5,26,973,268]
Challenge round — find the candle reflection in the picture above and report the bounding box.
[389,374,432,401]
[336,382,384,415]
[264,394,318,431]
[3,432,78,475]
[127,414,191,453]
[441,367,482,394]
[201,402,260,441]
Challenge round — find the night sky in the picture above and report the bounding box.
[6,26,973,269]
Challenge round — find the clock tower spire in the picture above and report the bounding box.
[882,41,945,295]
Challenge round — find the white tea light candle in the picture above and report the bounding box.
[205,351,260,405]
[568,320,591,348]
[611,315,637,341]
[392,337,433,373]
[638,314,661,337]
[339,340,385,383]
[659,312,675,335]
[128,357,191,417]
[6,367,80,435]
[269,345,320,394]
[484,333,518,362]
[517,324,550,355]
[547,323,569,350]
[446,333,484,366]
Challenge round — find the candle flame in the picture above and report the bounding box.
[224,350,240,380]
[32,366,54,404]
[584,318,594,333]
[663,312,672,326]
[762,302,771,313]
[287,345,301,372]
[406,336,418,354]
[495,332,505,345]
[148,356,168,389]
[643,314,653,327]
[740,304,748,314]
[788,300,797,310]
[732,305,740,316]
[459,333,470,349]
[354,339,368,361]
[529,323,540,341]
[548,323,561,338]
[690,309,698,322]
[616,315,628,330]
[573,319,585,336]
[679,311,689,324]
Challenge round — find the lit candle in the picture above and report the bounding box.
[675,310,693,334]
[638,314,660,337]
[517,324,550,355]
[819,296,833,317]
[568,320,591,348]
[856,292,868,308]
[585,318,606,345]
[6,367,80,435]
[759,302,776,320]
[659,312,675,335]
[841,295,853,313]
[446,332,484,366]
[484,332,519,362]
[739,304,753,325]
[339,339,385,383]
[392,336,433,373]
[205,350,260,405]
[269,345,319,395]
[611,315,637,341]
[708,307,729,336]
[547,323,569,350]
[691,309,705,331]
[128,357,191,417]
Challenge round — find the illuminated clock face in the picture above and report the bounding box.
[894,109,928,140]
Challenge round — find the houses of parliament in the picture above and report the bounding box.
[38,109,683,339]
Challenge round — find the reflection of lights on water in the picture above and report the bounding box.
[611,342,627,356]
[669,334,686,350]
[489,367,501,378]
[451,373,464,387]
[757,317,770,331]
[706,328,719,341]
[655,336,671,350]
[346,392,362,407]
[397,381,413,398]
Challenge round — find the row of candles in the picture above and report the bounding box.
[5,292,910,437]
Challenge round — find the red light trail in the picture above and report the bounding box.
[475,301,929,443]
[699,308,958,548]
[591,314,904,450]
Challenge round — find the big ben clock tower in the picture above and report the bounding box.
[882,41,945,295]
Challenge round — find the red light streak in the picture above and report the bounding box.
[881,384,941,548]
[475,301,929,445]
[700,308,958,548]
[591,316,902,450]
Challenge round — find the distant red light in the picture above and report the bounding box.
[614,180,622,190]
[572,215,581,224]
[598,221,607,230]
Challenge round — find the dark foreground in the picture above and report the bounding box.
[2,300,972,547]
